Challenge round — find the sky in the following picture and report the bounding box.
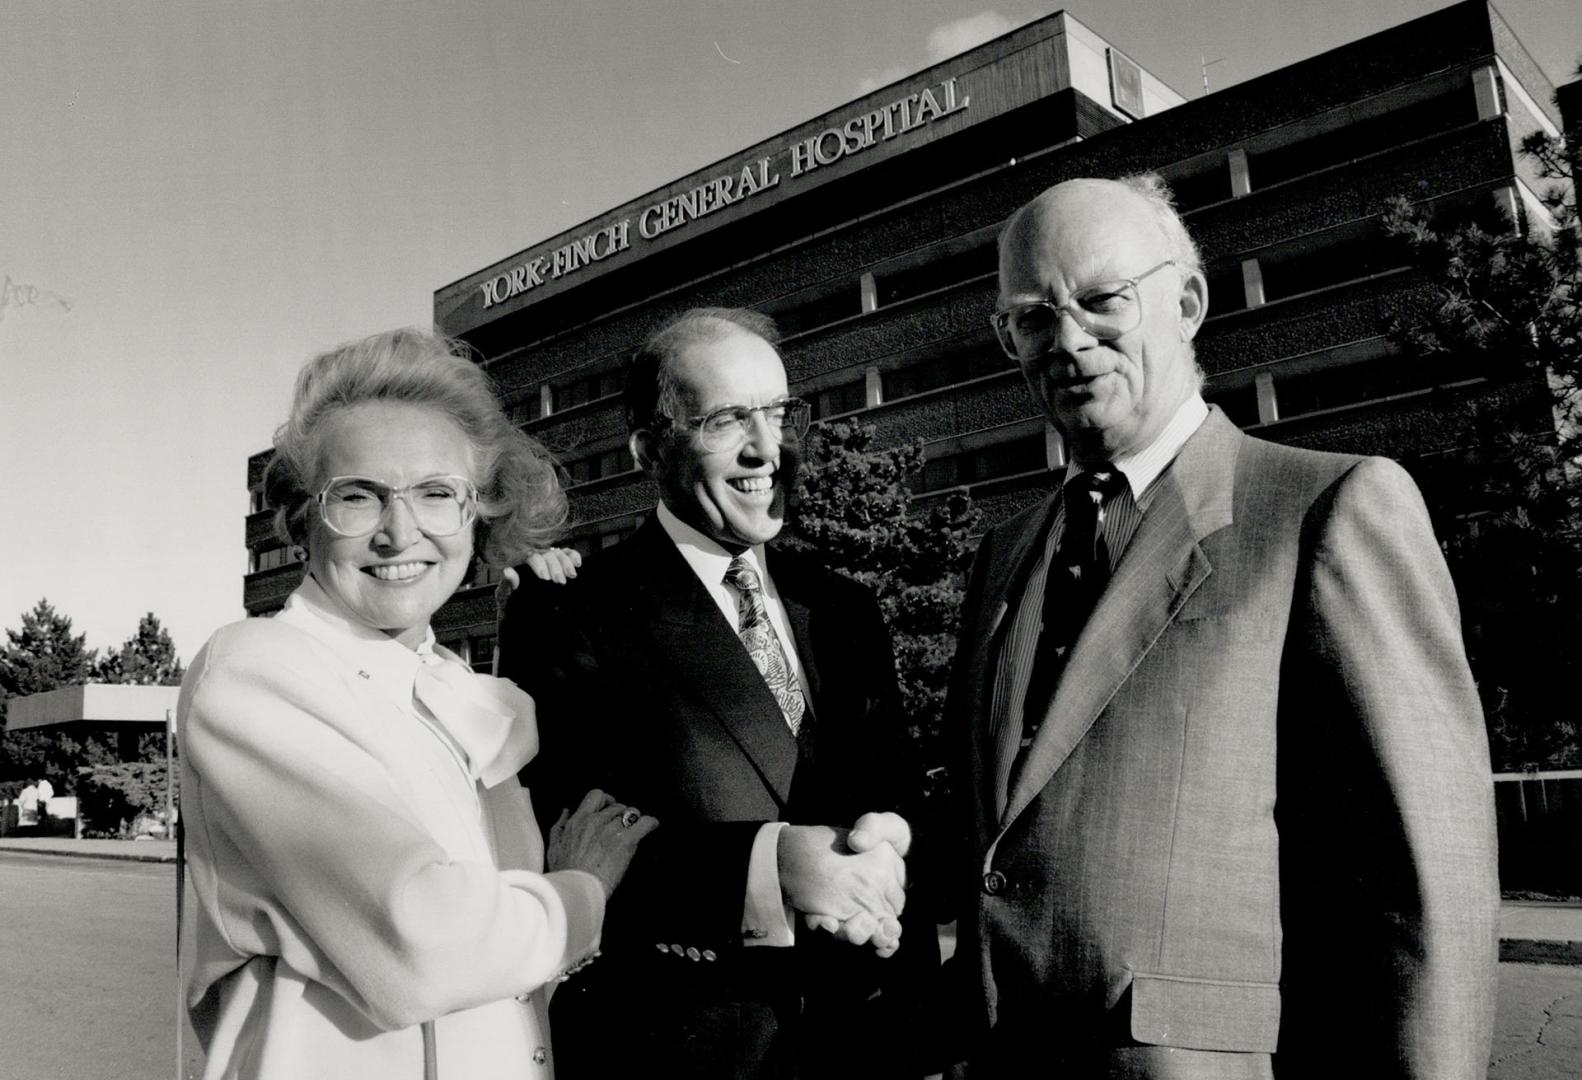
[1,0,1576,667]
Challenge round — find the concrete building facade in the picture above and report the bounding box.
[243,2,1566,667]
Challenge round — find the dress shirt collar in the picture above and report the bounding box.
[1066,391,1209,502]
[655,500,771,588]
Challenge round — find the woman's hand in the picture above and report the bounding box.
[523,547,582,585]
[545,788,658,897]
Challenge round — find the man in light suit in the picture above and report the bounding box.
[499,308,939,1079]
[943,176,1499,1077]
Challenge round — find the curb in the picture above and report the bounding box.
[1500,939,1582,966]
[0,845,175,865]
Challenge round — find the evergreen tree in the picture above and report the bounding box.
[94,612,186,686]
[1381,63,1581,769]
[780,420,980,802]
[0,600,100,791]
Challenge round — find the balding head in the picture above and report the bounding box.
[995,175,1209,462]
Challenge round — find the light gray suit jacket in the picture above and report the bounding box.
[947,408,1499,1078]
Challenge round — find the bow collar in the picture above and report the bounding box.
[280,576,539,787]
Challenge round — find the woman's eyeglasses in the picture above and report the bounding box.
[315,475,478,538]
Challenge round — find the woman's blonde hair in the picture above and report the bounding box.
[264,327,565,566]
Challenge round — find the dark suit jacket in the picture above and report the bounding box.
[946,409,1499,1078]
[499,517,940,1079]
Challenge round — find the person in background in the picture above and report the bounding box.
[941,176,1498,1078]
[500,308,940,1079]
[33,776,53,827]
[179,327,656,1079]
[17,779,38,828]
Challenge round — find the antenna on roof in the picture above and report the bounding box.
[1201,55,1226,97]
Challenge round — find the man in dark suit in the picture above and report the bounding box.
[942,176,1499,1077]
[499,307,938,1079]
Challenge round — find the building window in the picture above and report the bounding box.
[251,546,302,572]
[1165,158,1233,211]
[552,368,624,413]
[565,446,636,486]
[1269,353,1482,422]
[471,563,506,588]
[880,348,1011,403]
[1256,225,1404,304]
[468,635,497,675]
[511,393,543,425]
[918,434,1045,492]
[1203,262,1249,315]
[768,283,863,338]
[873,242,997,308]
[569,525,637,559]
[1245,86,1471,191]
[810,378,867,419]
[1204,382,1260,427]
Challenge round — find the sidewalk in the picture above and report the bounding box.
[0,835,176,863]
[1502,901,1582,965]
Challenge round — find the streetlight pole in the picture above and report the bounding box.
[165,707,174,833]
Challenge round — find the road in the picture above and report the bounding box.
[0,852,200,1080]
[0,851,1577,1078]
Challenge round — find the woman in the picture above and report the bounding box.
[179,327,655,1079]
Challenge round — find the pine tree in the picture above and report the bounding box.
[780,420,980,803]
[1381,62,1581,769]
[94,613,185,686]
[0,600,100,792]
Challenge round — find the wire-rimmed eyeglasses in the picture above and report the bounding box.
[990,260,1176,361]
[315,474,479,538]
[664,398,813,453]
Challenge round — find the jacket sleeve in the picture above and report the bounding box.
[180,621,606,1031]
[498,575,761,951]
[1277,456,1500,1078]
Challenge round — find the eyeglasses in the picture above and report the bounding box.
[990,260,1176,361]
[315,475,479,538]
[664,398,813,453]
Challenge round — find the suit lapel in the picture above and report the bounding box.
[986,490,1062,653]
[961,498,1057,829]
[625,522,799,807]
[780,585,822,711]
[1000,411,1241,828]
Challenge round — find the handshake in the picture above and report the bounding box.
[777,811,913,958]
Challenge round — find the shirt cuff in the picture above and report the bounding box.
[742,821,794,948]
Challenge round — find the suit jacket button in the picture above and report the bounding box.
[702,949,717,962]
[532,1046,548,1065]
[670,943,685,957]
[686,946,702,961]
[982,870,1007,895]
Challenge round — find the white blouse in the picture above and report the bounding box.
[179,576,604,1080]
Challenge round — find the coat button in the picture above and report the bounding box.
[532,1046,548,1065]
[982,870,1007,895]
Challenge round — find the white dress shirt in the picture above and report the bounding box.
[654,501,800,946]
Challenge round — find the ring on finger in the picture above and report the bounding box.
[620,808,641,828]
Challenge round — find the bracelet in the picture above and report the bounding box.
[556,948,602,983]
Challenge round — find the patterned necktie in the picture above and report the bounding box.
[1018,464,1131,753]
[724,555,807,737]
